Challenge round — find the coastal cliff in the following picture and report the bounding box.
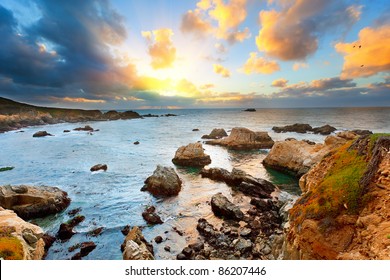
[0,97,141,133]
[283,134,390,259]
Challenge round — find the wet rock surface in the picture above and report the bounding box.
[90,164,108,172]
[33,131,53,137]
[141,165,182,196]
[201,128,228,139]
[142,206,163,224]
[172,142,211,167]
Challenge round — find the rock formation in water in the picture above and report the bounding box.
[90,164,108,172]
[205,127,274,150]
[0,185,71,220]
[201,128,228,139]
[172,142,211,167]
[272,123,337,135]
[0,207,45,260]
[263,131,359,177]
[210,193,244,221]
[33,131,53,137]
[122,226,154,260]
[282,134,390,260]
[141,165,182,196]
[142,206,163,224]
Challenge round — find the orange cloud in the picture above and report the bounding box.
[272,78,288,87]
[213,64,231,77]
[142,28,176,69]
[181,10,213,36]
[256,1,362,60]
[335,25,390,79]
[293,62,309,71]
[241,52,280,74]
[51,97,106,103]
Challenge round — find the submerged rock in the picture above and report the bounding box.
[0,185,71,220]
[201,128,228,139]
[33,131,53,137]
[211,193,244,220]
[0,207,45,260]
[205,127,274,150]
[141,165,182,196]
[122,226,154,260]
[90,164,108,172]
[172,142,211,167]
[73,125,95,131]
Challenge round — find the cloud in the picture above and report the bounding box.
[181,0,250,44]
[293,62,309,71]
[215,43,227,53]
[240,52,280,74]
[142,28,177,70]
[213,64,231,77]
[256,0,362,61]
[335,24,390,79]
[50,97,106,103]
[272,78,288,87]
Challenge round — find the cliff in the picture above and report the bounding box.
[0,97,141,133]
[283,134,390,259]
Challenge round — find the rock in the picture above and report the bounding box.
[142,206,163,225]
[42,233,56,252]
[141,165,182,196]
[233,238,252,253]
[87,227,104,237]
[73,125,94,131]
[70,252,82,260]
[192,128,199,131]
[263,136,352,177]
[201,128,228,139]
[182,247,193,258]
[122,227,154,260]
[63,130,70,133]
[240,228,252,237]
[272,123,312,133]
[90,164,107,172]
[250,198,274,212]
[33,131,53,137]
[80,241,96,257]
[67,207,82,217]
[154,236,163,243]
[142,114,159,118]
[352,129,373,136]
[164,246,171,252]
[0,208,45,260]
[0,185,71,220]
[312,125,337,135]
[0,166,14,172]
[189,241,204,252]
[103,110,121,120]
[176,253,187,260]
[119,111,142,119]
[211,193,244,220]
[57,215,85,241]
[172,142,211,167]
[243,108,256,112]
[134,141,140,145]
[201,168,277,198]
[121,225,130,236]
[205,127,274,150]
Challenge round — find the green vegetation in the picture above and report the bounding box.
[369,133,390,152]
[387,235,390,239]
[290,141,368,225]
[0,166,14,172]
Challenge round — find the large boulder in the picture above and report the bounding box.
[141,165,182,196]
[205,127,274,150]
[211,193,244,220]
[312,125,337,135]
[201,167,277,198]
[272,124,312,133]
[122,226,154,260]
[201,128,228,139]
[0,207,45,260]
[0,185,71,220]
[172,142,211,167]
[263,132,358,177]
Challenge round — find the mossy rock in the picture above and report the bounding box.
[0,236,24,260]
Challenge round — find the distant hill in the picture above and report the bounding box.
[0,96,141,133]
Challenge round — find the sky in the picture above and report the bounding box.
[0,0,389,109]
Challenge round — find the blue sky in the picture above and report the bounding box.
[0,0,389,109]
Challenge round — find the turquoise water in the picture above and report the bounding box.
[0,107,389,259]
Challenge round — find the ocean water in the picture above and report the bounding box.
[0,107,389,260]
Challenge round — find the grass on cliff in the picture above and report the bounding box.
[0,229,24,260]
[290,142,368,225]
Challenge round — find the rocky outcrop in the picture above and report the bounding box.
[201,168,277,198]
[211,193,244,220]
[272,124,313,134]
[122,226,154,260]
[33,131,53,137]
[284,134,390,260]
[90,164,108,172]
[142,206,163,224]
[0,207,45,260]
[263,132,358,177]
[141,165,182,196]
[205,127,274,150]
[57,215,85,241]
[74,125,95,131]
[172,142,211,167]
[201,128,228,139]
[312,125,337,135]
[0,185,71,220]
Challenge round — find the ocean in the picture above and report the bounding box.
[0,107,389,259]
